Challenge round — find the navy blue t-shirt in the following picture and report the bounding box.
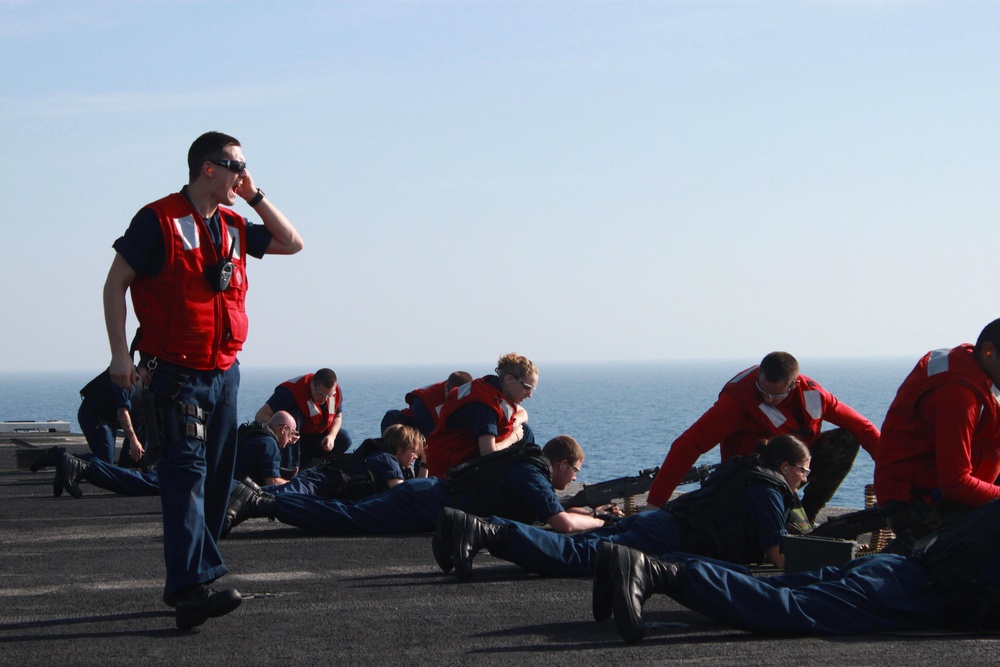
[346,451,406,487]
[234,431,282,485]
[80,369,139,422]
[408,397,437,437]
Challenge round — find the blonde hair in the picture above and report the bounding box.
[496,352,538,381]
[382,424,425,457]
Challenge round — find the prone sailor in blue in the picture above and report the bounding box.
[50,412,299,500]
[222,435,617,540]
[600,497,1000,643]
[436,434,811,581]
[263,424,424,498]
[233,411,298,486]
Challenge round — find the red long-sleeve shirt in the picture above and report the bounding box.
[874,345,1000,507]
[647,372,879,507]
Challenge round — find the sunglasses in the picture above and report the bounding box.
[755,379,792,401]
[509,375,535,392]
[208,159,247,174]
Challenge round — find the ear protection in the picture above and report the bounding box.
[782,467,788,472]
[207,167,214,174]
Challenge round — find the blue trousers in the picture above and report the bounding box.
[78,403,116,464]
[670,553,949,634]
[264,466,341,497]
[282,429,353,471]
[85,460,243,498]
[152,362,239,593]
[88,459,160,496]
[275,478,456,535]
[492,510,685,577]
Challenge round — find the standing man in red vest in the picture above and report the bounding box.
[875,318,1000,548]
[646,351,880,521]
[103,132,303,629]
[255,368,351,471]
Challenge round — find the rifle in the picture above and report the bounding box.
[810,506,887,540]
[561,462,720,510]
[680,463,719,486]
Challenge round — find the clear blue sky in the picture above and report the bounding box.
[2,1,998,373]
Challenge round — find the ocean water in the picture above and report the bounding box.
[0,357,916,509]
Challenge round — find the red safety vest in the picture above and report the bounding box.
[280,374,342,435]
[402,381,449,423]
[131,193,249,371]
[719,367,830,458]
[875,344,1000,504]
[425,377,517,477]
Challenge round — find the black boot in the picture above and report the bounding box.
[221,482,276,538]
[453,511,507,581]
[174,584,242,629]
[611,546,685,644]
[432,507,460,573]
[592,540,616,622]
[241,477,262,493]
[54,453,91,499]
[31,445,65,473]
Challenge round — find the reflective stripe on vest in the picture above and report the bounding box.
[757,388,822,428]
[758,403,786,429]
[174,215,201,251]
[927,348,951,377]
[803,389,823,420]
[729,366,757,385]
[226,223,242,259]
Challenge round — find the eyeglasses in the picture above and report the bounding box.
[792,463,811,477]
[208,159,247,174]
[755,379,792,401]
[282,425,300,438]
[513,376,536,392]
[565,460,581,473]
[312,385,336,401]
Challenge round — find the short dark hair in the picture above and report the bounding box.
[445,371,473,393]
[313,368,338,388]
[187,131,240,183]
[975,318,1000,355]
[542,435,584,465]
[759,351,799,384]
